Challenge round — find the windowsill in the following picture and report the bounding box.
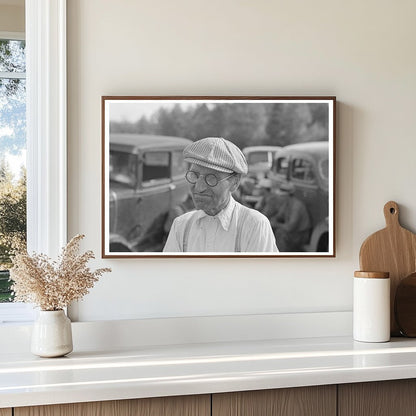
[0,303,36,325]
[2,335,416,408]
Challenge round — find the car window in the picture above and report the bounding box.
[110,151,137,187]
[291,158,315,182]
[142,151,170,185]
[274,157,289,176]
[247,151,269,165]
[171,151,187,179]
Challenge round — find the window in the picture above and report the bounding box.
[247,151,270,165]
[291,158,315,182]
[0,36,27,305]
[142,152,170,184]
[274,157,289,176]
[110,151,137,187]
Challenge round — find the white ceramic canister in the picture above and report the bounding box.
[353,271,390,342]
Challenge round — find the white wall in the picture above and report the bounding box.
[67,0,416,322]
[0,3,24,33]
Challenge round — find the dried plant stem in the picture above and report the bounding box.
[10,234,111,310]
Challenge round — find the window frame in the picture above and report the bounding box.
[0,31,26,79]
[0,0,67,324]
[26,0,67,257]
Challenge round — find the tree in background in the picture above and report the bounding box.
[156,104,189,138]
[266,103,328,146]
[221,103,268,149]
[109,102,329,148]
[0,160,26,270]
[189,104,216,139]
[265,103,285,145]
[134,115,154,135]
[0,158,13,183]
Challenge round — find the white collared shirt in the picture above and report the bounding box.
[163,197,278,253]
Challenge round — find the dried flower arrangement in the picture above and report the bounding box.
[10,234,111,311]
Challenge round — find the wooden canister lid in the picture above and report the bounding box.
[354,271,390,278]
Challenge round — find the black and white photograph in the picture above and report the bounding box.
[102,96,335,257]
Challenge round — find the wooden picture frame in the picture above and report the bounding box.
[102,96,336,258]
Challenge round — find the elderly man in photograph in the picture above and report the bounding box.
[163,137,278,253]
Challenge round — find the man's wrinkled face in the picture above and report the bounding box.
[187,164,237,216]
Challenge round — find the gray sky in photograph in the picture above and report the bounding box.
[109,101,195,123]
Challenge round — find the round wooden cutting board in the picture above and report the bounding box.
[359,201,416,336]
[395,272,416,337]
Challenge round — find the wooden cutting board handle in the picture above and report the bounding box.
[384,201,400,228]
[359,201,416,336]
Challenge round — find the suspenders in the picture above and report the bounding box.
[234,205,250,252]
[182,214,194,252]
[182,205,251,252]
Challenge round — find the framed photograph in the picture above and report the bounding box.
[102,96,335,258]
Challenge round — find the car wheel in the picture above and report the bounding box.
[317,232,329,252]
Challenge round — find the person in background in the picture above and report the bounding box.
[269,182,311,252]
[163,137,278,253]
[254,178,275,213]
[234,175,256,205]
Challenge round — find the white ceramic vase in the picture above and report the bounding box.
[31,310,73,357]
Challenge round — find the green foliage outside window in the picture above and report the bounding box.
[0,162,26,302]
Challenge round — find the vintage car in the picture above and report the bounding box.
[240,145,282,206]
[108,134,193,253]
[268,141,330,252]
[242,145,282,178]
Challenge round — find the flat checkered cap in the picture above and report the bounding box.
[183,137,248,174]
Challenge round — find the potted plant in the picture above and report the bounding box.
[10,234,111,357]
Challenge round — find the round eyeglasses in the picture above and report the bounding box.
[185,170,235,187]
